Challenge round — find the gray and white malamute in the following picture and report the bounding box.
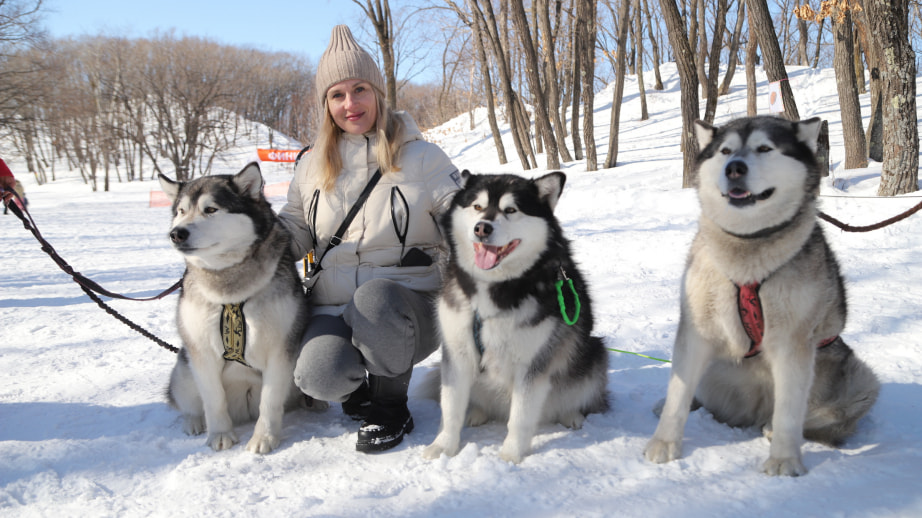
[645,116,879,476]
[423,171,609,464]
[160,163,321,454]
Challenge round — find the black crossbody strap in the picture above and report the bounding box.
[314,168,381,272]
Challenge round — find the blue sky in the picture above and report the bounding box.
[41,0,368,65]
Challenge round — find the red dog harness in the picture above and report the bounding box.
[737,282,839,358]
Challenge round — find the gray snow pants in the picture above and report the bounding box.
[293,278,440,403]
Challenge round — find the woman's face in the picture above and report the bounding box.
[326,79,378,135]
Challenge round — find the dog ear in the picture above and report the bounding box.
[694,120,716,151]
[234,162,265,200]
[158,174,180,202]
[796,117,823,154]
[534,171,566,212]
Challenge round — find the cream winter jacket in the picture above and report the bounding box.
[278,112,460,316]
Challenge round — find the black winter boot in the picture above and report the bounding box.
[341,377,371,421]
[355,371,414,453]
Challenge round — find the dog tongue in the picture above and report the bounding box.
[728,188,751,199]
[474,243,501,270]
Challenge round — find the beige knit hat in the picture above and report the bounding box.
[315,25,385,105]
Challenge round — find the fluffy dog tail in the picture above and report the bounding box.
[805,339,880,446]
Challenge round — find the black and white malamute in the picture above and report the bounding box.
[160,163,323,454]
[423,171,609,463]
[645,116,879,476]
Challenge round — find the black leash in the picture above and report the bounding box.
[4,190,181,353]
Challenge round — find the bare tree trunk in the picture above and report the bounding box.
[696,0,709,100]
[569,10,584,162]
[853,34,866,94]
[642,0,664,90]
[811,18,824,67]
[537,0,573,162]
[832,7,867,169]
[865,0,919,195]
[687,0,700,90]
[702,0,727,123]
[472,0,535,170]
[852,6,883,161]
[634,0,649,121]
[746,5,758,116]
[797,17,810,65]
[603,0,630,169]
[577,0,597,171]
[470,6,508,165]
[719,0,745,96]
[748,0,800,120]
[778,0,793,61]
[354,0,399,110]
[660,0,700,186]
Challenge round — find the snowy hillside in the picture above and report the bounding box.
[2,64,921,517]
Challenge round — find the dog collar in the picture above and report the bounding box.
[221,302,249,367]
[724,219,793,240]
[721,204,811,240]
[736,282,838,358]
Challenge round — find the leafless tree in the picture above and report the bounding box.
[575,0,598,171]
[719,0,745,96]
[567,1,584,161]
[864,0,918,195]
[827,5,867,168]
[471,0,536,170]
[537,0,573,162]
[748,0,799,120]
[603,0,630,169]
[634,0,649,120]
[353,0,399,110]
[641,0,664,90]
[745,4,758,116]
[511,0,561,169]
[0,0,46,133]
[702,0,727,123]
[851,2,883,161]
[659,0,700,186]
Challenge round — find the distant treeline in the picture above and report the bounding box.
[0,33,457,190]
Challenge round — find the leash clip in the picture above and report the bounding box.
[557,265,569,282]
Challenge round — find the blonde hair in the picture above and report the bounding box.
[314,87,404,191]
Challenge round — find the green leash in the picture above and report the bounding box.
[605,347,671,363]
[554,266,671,363]
[554,279,580,326]
[555,275,581,325]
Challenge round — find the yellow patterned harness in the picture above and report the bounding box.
[221,303,249,367]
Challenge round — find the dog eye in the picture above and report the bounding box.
[504,207,517,214]
[204,207,218,214]
[473,204,483,211]
[177,208,185,215]
[720,147,732,155]
[757,145,773,153]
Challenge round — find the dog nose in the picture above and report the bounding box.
[170,227,189,244]
[474,221,493,239]
[725,160,748,179]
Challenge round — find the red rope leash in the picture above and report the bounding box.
[818,198,922,232]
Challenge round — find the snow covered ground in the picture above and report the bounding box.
[2,64,921,517]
